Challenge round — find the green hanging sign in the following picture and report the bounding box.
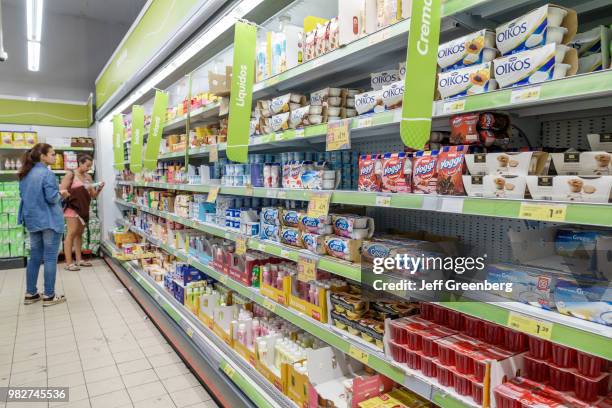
[143,90,169,171]
[130,105,145,173]
[400,0,442,150]
[226,21,256,163]
[113,115,125,170]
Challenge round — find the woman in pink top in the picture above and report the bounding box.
[60,154,105,271]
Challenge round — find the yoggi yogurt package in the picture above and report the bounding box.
[438,29,496,71]
[493,43,577,89]
[495,4,577,56]
[381,152,411,193]
[412,151,439,194]
[358,154,383,192]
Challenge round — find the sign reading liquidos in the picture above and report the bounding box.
[400,0,441,150]
[143,90,169,171]
[226,22,256,164]
[130,105,145,173]
[113,115,125,170]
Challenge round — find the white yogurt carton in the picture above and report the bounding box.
[354,89,385,115]
[381,80,404,109]
[438,29,496,71]
[570,26,611,73]
[493,43,577,89]
[371,70,400,91]
[437,62,496,100]
[495,4,577,56]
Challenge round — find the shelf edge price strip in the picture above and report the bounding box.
[222,362,236,380]
[507,311,553,340]
[348,345,369,365]
[519,202,567,222]
[510,85,541,104]
[307,191,332,219]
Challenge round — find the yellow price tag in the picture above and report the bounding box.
[519,202,567,222]
[207,186,220,203]
[280,249,291,259]
[209,144,219,162]
[298,255,317,283]
[348,345,369,365]
[219,275,228,285]
[511,86,541,104]
[263,298,276,313]
[235,236,248,255]
[443,99,466,114]
[245,183,254,196]
[326,118,351,151]
[508,312,553,340]
[358,117,373,128]
[375,194,392,207]
[307,192,332,219]
[186,327,194,338]
[223,363,236,379]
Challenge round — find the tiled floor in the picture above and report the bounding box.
[0,259,219,408]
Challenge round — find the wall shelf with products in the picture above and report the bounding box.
[104,0,612,407]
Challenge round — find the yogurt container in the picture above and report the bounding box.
[493,43,577,89]
[437,62,496,99]
[495,4,576,56]
[438,29,496,71]
[354,90,385,115]
[371,70,400,91]
[381,81,404,110]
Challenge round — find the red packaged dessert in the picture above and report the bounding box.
[412,150,439,194]
[479,112,510,132]
[524,355,550,382]
[381,152,411,193]
[450,113,480,145]
[437,145,467,195]
[576,351,608,377]
[358,154,382,192]
[549,364,575,391]
[551,343,577,368]
[528,337,552,360]
[574,371,610,402]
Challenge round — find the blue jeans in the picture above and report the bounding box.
[26,230,62,297]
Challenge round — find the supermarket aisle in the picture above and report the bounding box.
[0,259,218,408]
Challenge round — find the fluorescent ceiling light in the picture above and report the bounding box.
[28,41,40,71]
[104,0,264,121]
[26,0,44,42]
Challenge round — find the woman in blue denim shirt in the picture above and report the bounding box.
[18,143,70,306]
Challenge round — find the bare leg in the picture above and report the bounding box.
[74,223,85,264]
[63,217,80,266]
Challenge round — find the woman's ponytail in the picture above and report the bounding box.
[18,143,53,180]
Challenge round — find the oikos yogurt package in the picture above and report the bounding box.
[371,70,400,91]
[438,29,496,71]
[493,43,577,89]
[495,4,577,56]
[437,62,497,99]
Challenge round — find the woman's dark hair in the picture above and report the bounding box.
[18,143,53,180]
[77,154,93,165]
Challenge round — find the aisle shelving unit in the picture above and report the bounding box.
[104,0,612,406]
[102,241,295,408]
[114,199,612,361]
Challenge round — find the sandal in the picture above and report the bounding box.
[78,261,93,267]
[65,264,80,271]
[43,295,66,307]
[24,293,41,305]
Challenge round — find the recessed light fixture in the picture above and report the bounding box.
[27,41,40,71]
[26,0,43,71]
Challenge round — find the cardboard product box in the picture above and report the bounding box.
[10,228,24,243]
[8,213,17,227]
[261,275,291,306]
[554,278,612,326]
[0,243,10,257]
[0,229,9,243]
[0,214,8,229]
[11,132,25,146]
[306,346,395,408]
[10,243,24,257]
[526,175,612,203]
[213,304,235,347]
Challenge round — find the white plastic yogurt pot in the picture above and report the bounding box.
[555,44,570,62]
[482,47,498,63]
[547,6,568,28]
[327,107,341,116]
[345,98,355,108]
[484,30,496,48]
[328,88,342,97]
[552,63,571,80]
[309,106,323,115]
[309,114,323,124]
[545,26,568,45]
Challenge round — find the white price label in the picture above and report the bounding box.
[375,194,392,207]
[440,198,464,214]
[295,128,305,138]
[510,86,541,104]
[358,117,373,128]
